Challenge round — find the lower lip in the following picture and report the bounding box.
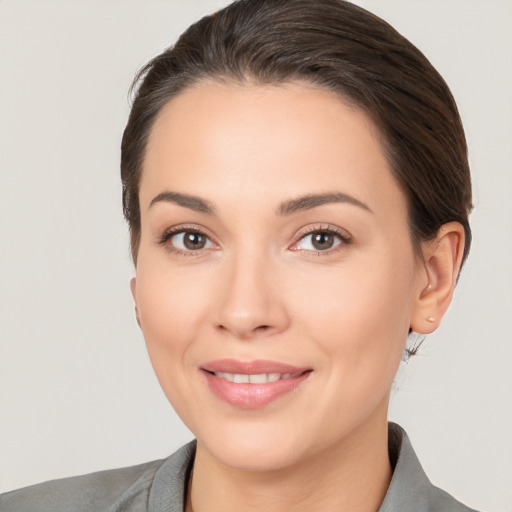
[202,371,311,409]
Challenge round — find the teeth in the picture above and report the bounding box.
[248,373,267,384]
[213,372,298,383]
[216,372,235,382]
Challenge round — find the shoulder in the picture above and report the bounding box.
[0,441,196,512]
[427,484,481,512]
[0,459,165,512]
[381,423,481,512]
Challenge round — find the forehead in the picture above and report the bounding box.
[140,81,406,220]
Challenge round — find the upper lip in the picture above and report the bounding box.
[201,359,311,375]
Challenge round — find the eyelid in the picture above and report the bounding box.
[155,222,351,256]
[289,223,352,253]
[156,224,219,255]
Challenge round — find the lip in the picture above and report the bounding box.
[202,359,310,374]
[200,359,312,409]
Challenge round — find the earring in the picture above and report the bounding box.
[426,316,435,323]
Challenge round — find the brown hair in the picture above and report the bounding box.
[121,0,472,265]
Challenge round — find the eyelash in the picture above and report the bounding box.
[157,224,215,257]
[291,224,352,256]
[157,223,352,257]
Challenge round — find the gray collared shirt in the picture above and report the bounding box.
[0,423,480,511]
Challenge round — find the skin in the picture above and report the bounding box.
[131,81,464,512]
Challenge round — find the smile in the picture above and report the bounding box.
[211,371,303,383]
[200,360,312,409]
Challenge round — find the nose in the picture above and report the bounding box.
[214,252,290,340]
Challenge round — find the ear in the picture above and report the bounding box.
[410,222,465,334]
[130,277,141,328]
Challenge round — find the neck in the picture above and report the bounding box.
[187,409,392,512]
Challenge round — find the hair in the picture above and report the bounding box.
[121,0,472,266]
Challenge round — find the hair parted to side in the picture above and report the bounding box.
[121,0,472,266]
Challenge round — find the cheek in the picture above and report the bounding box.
[134,260,212,371]
[294,250,415,376]
[133,260,219,426]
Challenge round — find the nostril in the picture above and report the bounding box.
[216,323,272,338]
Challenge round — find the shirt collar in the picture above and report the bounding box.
[148,423,434,512]
[378,422,432,512]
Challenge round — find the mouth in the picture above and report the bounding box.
[207,371,304,384]
[200,359,312,409]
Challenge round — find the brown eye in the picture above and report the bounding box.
[168,231,213,252]
[293,229,346,252]
[311,232,335,250]
[183,232,207,250]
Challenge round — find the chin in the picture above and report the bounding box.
[206,441,303,473]
[196,420,312,472]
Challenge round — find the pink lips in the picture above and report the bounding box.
[200,359,312,409]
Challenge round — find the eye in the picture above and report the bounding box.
[296,231,340,251]
[292,228,350,253]
[162,229,215,253]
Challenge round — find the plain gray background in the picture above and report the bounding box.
[0,1,511,510]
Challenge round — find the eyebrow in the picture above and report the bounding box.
[277,192,372,216]
[149,191,215,214]
[148,190,372,216]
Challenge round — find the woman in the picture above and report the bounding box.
[0,0,496,510]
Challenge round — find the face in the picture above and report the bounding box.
[132,81,426,471]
